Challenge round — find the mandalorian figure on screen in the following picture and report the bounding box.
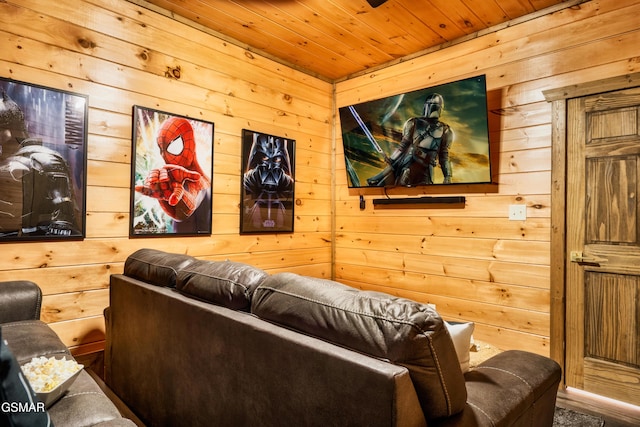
[367,93,454,187]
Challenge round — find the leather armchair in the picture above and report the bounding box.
[0,280,137,426]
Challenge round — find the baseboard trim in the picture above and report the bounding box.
[556,387,640,426]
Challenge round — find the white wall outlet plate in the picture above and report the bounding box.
[509,204,527,220]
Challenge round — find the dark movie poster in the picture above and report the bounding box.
[0,78,87,241]
[339,75,491,188]
[240,130,295,234]
[130,106,214,237]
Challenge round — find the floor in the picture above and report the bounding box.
[556,388,640,427]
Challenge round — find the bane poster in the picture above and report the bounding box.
[240,130,295,234]
[0,78,87,241]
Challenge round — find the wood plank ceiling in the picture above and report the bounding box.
[140,0,573,81]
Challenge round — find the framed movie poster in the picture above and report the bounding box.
[240,129,295,234]
[130,106,213,237]
[0,78,88,241]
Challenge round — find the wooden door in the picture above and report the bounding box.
[566,87,640,406]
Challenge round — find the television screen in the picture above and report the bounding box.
[339,75,491,188]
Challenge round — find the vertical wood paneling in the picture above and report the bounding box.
[0,0,332,352]
[335,0,640,356]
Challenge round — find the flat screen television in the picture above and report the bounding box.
[339,74,491,189]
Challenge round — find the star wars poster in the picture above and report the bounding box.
[130,106,213,237]
[339,74,491,188]
[0,78,87,242]
[240,130,295,234]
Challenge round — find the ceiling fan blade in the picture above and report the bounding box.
[366,0,388,8]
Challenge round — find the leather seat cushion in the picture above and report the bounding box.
[124,248,196,288]
[251,272,467,419]
[176,259,269,311]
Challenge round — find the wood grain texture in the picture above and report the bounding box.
[0,0,332,351]
[138,0,574,80]
[2,0,640,366]
[335,0,640,356]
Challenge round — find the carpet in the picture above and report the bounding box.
[554,406,605,426]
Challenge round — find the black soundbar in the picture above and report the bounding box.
[373,196,466,205]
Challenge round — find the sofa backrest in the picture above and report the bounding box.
[0,281,42,323]
[251,272,468,420]
[107,274,428,427]
[124,249,268,311]
[124,248,196,288]
[175,259,268,311]
[119,249,466,420]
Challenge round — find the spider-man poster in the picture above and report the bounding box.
[240,129,295,234]
[130,106,213,237]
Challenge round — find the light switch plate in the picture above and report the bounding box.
[509,204,527,220]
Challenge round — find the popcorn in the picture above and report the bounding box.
[21,356,83,393]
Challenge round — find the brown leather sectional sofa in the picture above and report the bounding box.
[105,248,562,427]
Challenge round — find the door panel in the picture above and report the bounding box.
[587,106,639,144]
[586,156,637,244]
[585,272,638,365]
[566,87,640,406]
[584,358,640,404]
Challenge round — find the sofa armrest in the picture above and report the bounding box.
[0,281,42,323]
[86,369,145,427]
[432,350,562,427]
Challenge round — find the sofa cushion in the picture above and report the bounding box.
[124,248,196,288]
[176,259,269,310]
[251,272,467,419]
[445,321,474,373]
[47,370,132,426]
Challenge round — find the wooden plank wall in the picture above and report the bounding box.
[334,0,640,356]
[3,0,640,361]
[0,0,333,355]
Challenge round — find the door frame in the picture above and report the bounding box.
[543,72,640,385]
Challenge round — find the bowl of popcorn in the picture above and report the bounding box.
[21,356,83,407]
